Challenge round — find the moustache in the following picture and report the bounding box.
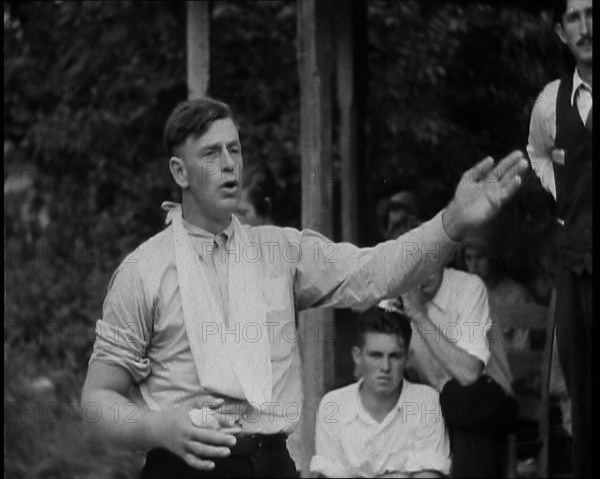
[577,36,592,47]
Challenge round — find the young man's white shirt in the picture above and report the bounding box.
[310,379,450,477]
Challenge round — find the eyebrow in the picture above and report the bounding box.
[566,6,592,15]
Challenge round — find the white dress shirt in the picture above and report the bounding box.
[310,379,451,477]
[90,211,458,434]
[527,68,593,201]
[407,268,496,393]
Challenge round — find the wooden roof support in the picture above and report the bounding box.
[336,0,366,246]
[187,1,210,99]
[297,0,336,474]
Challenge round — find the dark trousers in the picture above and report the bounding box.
[140,435,299,479]
[440,375,516,478]
[554,268,592,478]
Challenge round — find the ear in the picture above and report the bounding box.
[555,23,567,45]
[352,346,361,366]
[169,156,188,189]
[352,346,363,379]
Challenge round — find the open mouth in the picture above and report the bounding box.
[220,180,239,190]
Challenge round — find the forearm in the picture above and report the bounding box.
[297,212,458,311]
[81,387,160,452]
[413,313,483,385]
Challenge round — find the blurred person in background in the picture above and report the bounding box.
[402,262,515,479]
[377,190,420,241]
[236,162,279,227]
[526,0,592,474]
[461,229,536,352]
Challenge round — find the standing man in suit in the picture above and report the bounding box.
[526,1,592,475]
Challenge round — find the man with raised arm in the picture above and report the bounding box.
[81,98,527,478]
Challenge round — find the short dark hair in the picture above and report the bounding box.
[163,98,233,157]
[553,0,567,24]
[243,162,279,218]
[357,307,413,349]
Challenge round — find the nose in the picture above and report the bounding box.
[578,10,592,35]
[381,357,391,372]
[581,16,589,35]
[221,148,236,172]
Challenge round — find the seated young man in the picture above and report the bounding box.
[310,306,450,478]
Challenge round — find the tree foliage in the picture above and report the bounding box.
[5,1,563,477]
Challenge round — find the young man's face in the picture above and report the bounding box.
[353,332,407,396]
[176,118,243,220]
[556,0,593,67]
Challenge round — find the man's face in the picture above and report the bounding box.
[419,269,444,300]
[353,333,407,396]
[556,0,593,66]
[176,118,243,220]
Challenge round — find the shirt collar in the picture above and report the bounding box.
[182,216,235,259]
[571,69,591,106]
[428,268,451,312]
[341,379,406,424]
[182,216,234,240]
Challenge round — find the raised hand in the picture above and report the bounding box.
[442,150,528,241]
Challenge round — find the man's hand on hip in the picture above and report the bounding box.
[145,397,241,471]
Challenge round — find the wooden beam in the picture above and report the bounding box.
[297,0,335,475]
[336,0,358,244]
[187,1,210,99]
[336,0,366,245]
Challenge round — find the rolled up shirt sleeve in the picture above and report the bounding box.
[89,259,152,383]
[456,276,492,366]
[294,211,459,312]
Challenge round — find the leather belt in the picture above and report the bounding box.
[229,433,288,457]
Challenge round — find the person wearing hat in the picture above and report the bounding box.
[310,305,450,478]
[526,1,592,475]
[80,97,528,478]
[378,190,420,241]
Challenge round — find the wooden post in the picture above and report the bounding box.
[336,0,364,245]
[297,0,335,475]
[187,1,210,99]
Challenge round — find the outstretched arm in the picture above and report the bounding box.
[293,151,528,312]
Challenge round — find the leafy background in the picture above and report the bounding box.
[5,1,563,477]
